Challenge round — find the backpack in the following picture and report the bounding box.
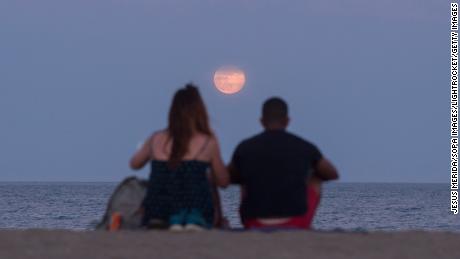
[96,176,228,230]
[96,176,148,230]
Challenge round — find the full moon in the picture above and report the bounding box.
[213,66,246,94]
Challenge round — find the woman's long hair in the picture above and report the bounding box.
[167,83,212,169]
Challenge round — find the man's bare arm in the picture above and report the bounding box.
[314,158,339,181]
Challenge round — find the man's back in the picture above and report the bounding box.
[231,129,322,220]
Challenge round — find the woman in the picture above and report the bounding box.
[130,84,229,230]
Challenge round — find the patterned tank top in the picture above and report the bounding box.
[141,138,214,226]
[142,161,214,226]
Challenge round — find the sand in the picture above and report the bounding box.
[0,229,459,259]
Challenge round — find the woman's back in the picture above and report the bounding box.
[131,129,228,188]
[151,130,213,162]
[138,130,227,228]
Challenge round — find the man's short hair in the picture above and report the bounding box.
[262,97,288,123]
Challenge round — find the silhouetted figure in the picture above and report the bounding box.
[130,84,229,230]
[229,97,338,229]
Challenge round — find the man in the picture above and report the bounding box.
[228,97,338,229]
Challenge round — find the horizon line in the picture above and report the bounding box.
[0,180,449,184]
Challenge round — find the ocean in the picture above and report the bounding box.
[0,182,458,231]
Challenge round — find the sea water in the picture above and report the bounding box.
[0,182,458,231]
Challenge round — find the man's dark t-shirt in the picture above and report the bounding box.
[231,129,322,220]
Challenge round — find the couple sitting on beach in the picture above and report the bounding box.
[130,84,338,231]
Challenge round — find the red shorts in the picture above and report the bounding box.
[242,186,321,230]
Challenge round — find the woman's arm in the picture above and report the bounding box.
[209,136,230,188]
[130,135,154,170]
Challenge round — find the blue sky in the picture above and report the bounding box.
[0,0,449,182]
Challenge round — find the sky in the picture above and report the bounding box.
[0,0,450,182]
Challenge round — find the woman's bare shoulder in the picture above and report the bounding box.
[152,129,168,140]
[205,133,220,151]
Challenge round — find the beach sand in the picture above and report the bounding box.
[0,229,459,259]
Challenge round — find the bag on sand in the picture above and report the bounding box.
[97,176,229,230]
[96,176,148,230]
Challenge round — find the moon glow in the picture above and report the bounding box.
[213,66,246,94]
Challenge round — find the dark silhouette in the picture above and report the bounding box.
[229,97,338,229]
